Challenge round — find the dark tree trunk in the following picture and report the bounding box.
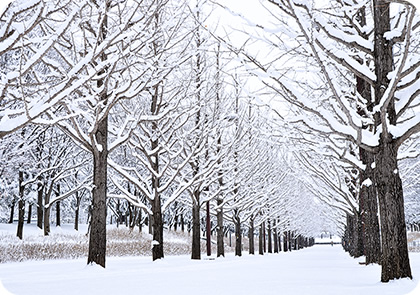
[148,213,153,235]
[116,199,121,228]
[273,219,278,253]
[37,182,43,229]
[87,2,109,268]
[180,213,185,232]
[278,234,282,252]
[354,211,364,257]
[375,135,412,281]
[56,202,61,227]
[44,193,51,236]
[259,224,264,255]
[267,219,272,253]
[288,231,292,251]
[87,116,108,267]
[138,208,142,232]
[17,171,25,240]
[152,195,164,261]
[249,218,255,255]
[234,214,241,256]
[372,0,411,281]
[283,231,288,252]
[74,191,81,231]
[217,198,224,257]
[263,221,266,253]
[174,202,178,231]
[55,184,61,227]
[27,204,32,224]
[206,201,211,256]
[8,201,15,224]
[191,190,201,260]
[360,149,381,265]
[355,4,381,263]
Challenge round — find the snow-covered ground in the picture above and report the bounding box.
[1,244,419,295]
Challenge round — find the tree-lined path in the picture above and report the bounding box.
[1,245,419,295]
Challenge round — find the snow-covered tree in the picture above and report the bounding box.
[229,0,419,282]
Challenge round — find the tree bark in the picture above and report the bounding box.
[249,218,255,255]
[44,192,51,236]
[273,219,278,253]
[259,224,264,255]
[191,190,201,260]
[87,1,109,268]
[8,201,15,224]
[375,135,412,281]
[152,195,164,261]
[16,170,24,240]
[26,204,32,224]
[234,213,242,256]
[263,221,266,253]
[283,231,288,252]
[267,219,272,253]
[353,211,364,258]
[56,201,61,227]
[74,191,81,231]
[55,185,61,227]
[37,182,43,229]
[87,116,108,267]
[360,148,381,265]
[372,0,411,281]
[180,213,185,232]
[206,201,211,256]
[217,198,224,257]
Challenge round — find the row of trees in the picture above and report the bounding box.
[0,0,330,267]
[226,0,420,282]
[1,0,420,284]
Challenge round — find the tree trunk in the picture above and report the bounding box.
[206,201,211,256]
[288,231,292,251]
[279,235,282,252]
[26,204,32,224]
[249,218,255,255]
[37,182,43,229]
[273,219,278,253]
[283,231,288,252]
[152,195,164,261]
[87,1,109,268]
[372,0,411,281]
[75,192,81,231]
[87,117,108,267]
[217,198,224,257]
[263,221,266,253]
[360,148,381,265]
[191,190,201,260]
[259,224,264,255]
[353,211,364,258]
[148,213,153,235]
[234,214,241,256]
[8,201,15,224]
[355,4,381,265]
[44,193,51,236]
[267,219,272,253]
[16,171,24,240]
[56,201,61,227]
[138,208,142,232]
[180,213,185,232]
[375,136,412,281]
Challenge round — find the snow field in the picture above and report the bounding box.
[1,245,419,295]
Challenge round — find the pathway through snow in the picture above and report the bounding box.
[1,245,419,295]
